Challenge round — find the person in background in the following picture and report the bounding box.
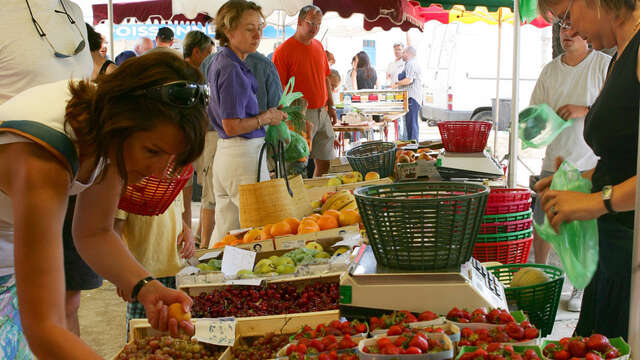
[182,30,215,233]
[351,51,377,90]
[344,56,357,91]
[208,0,287,245]
[155,26,175,48]
[273,5,337,177]
[86,23,116,80]
[386,42,405,86]
[325,50,335,67]
[536,0,640,340]
[329,69,341,107]
[99,38,108,59]
[529,26,609,312]
[392,46,422,141]
[115,37,153,65]
[0,52,206,358]
[114,191,195,337]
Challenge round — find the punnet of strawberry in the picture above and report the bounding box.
[459,343,542,360]
[293,319,368,340]
[284,334,360,359]
[458,321,539,345]
[542,335,625,360]
[447,307,516,324]
[370,310,419,330]
[285,348,359,360]
[361,333,451,356]
[385,324,454,337]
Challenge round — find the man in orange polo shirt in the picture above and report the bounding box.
[273,5,337,177]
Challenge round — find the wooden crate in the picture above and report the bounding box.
[273,224,359,250]
[304,177,393,202]
[329,157,352,173]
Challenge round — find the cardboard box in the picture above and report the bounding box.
[329,157,352,173]
[273,224,360,250]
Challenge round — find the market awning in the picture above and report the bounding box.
[92,0,211,25]
[315,0,427,31]
[172,0,312,18]
[417,0,514,11]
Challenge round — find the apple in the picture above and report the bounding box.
[365,171,380,181]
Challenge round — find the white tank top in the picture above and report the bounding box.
[0,80,104,276]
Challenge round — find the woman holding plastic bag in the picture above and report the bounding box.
[208,0,287,244]
[536,0,640,339]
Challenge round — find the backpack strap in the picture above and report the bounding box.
[0,120,79,177]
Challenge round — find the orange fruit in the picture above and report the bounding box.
[168,303,191,323]
[316,214,339,230]
[222,234,238,244]
[298,225,320,234]
[301,216,317,224]
[323,209,341,221]
[299,218,318,228]
[260,224,274,240]
[230,239,242,246]
[283,217,301,235]
[311,213,322,222]
[243,229,261,243]
[212,241,226,248]
[339,209,361,227]
[271,221,293,237]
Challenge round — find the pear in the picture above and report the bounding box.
[315,251,331,259]
[305,241,324,251]
[327,177,342,186]
[276,264,296,274]
[197,263,212,272]
[254,259,276,274]
[237,269,256,279]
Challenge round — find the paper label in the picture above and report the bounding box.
[224,278,263,286]
[198,251,222,261]
[176,266,200,276]
[221,246,256,277]
[193,317,236,346]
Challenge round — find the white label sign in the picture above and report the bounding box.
[193,317,236,346]
[221,246,256,277]
[199,251,222,261]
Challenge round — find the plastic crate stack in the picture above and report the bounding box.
[473,188,534,264]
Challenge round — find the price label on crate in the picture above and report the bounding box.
[193,317,236,346]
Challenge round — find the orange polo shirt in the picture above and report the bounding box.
[272,37,330,109]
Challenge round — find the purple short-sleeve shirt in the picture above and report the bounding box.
[208,47,265,139]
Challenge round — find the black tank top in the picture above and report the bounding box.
[584,30,640,229]
[98,60,115,76]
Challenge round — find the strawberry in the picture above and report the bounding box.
[376,337,392,348]
[497,312,515,324]
[586,352,604,360]
[588,335,611,353]
[554,350,571,360]
[309,339,324,352]
[318,353,331,360]
[406,346,423,354]
[338,334,356,349]
[487,309,501,323]
[394,335,409,347]
[568,338,588,357]
[472,314,488,323]
[387,325,403,336]
[524,349,540,360]
[418,310,439,321]
[605,347,620,359]
[409,335,430,352]
[381,344,400,354]
[353,321,367,334]
[524,327,539,340]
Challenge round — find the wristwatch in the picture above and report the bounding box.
[131,276,155,302]
[602,185,616,214]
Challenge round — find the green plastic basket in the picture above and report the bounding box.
[482,210,532,223]
[488,264,564,337]
[476,228,533,243]
[542,338,630,358]
[345,141,397,178]
[354,181,489,270]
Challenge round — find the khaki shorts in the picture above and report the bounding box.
[307,108,336,161]
[193,131,219,209]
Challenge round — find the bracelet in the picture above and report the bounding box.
[131,276,155,302]
[256,116,262,129]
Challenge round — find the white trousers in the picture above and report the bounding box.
[210,137,269,246]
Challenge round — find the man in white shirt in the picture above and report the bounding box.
[530,26,610,312]
[386,42,405,85]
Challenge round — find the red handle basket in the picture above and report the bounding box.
[473,237,533,264]
[487,188,532,204]
[118,164,193,216]
[437,120,492,152]
[485,199,532,215]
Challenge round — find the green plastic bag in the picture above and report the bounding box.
[534,161,599,289]
[285,131,309,162]
[519,104,573,149]
[519,0,539,22]
[266,77,305,146]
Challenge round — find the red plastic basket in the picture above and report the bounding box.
[485,199,532,215]
[473,236,533,264]
[480,218,533,234]
[118,164,193,216]
[487,188,532,204]
[437,120,492,152]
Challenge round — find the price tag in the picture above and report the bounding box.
[221,246,256,277]
[199,251,222,261]
[193,317,236,346]
[225,278,263,286]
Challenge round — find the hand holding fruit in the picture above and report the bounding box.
[138,280,194,337]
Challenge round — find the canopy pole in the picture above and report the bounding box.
[507,1,520,188]
[108,0,114,60]
[493,9,502,157]
[630,110,640,353]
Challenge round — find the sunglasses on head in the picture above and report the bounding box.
[26,0,86,58]
[132,81,210,108]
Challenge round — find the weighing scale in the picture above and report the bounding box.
[436,150,504,180]
[340,246,507,319]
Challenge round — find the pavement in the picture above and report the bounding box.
[77,120,578,358]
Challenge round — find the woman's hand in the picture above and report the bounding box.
[259,108,287,126]
[177,226,195,259]
[138,280,195,337]
[540,190,606,232]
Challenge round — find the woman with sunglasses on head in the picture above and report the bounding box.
[535,0,640,339]
[208,0,287,244]
[0,51,208,358]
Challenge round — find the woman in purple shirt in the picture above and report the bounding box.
[209,0,287,244]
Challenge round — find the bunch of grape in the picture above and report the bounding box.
[117,334,223,360]
[231,332,290,360]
